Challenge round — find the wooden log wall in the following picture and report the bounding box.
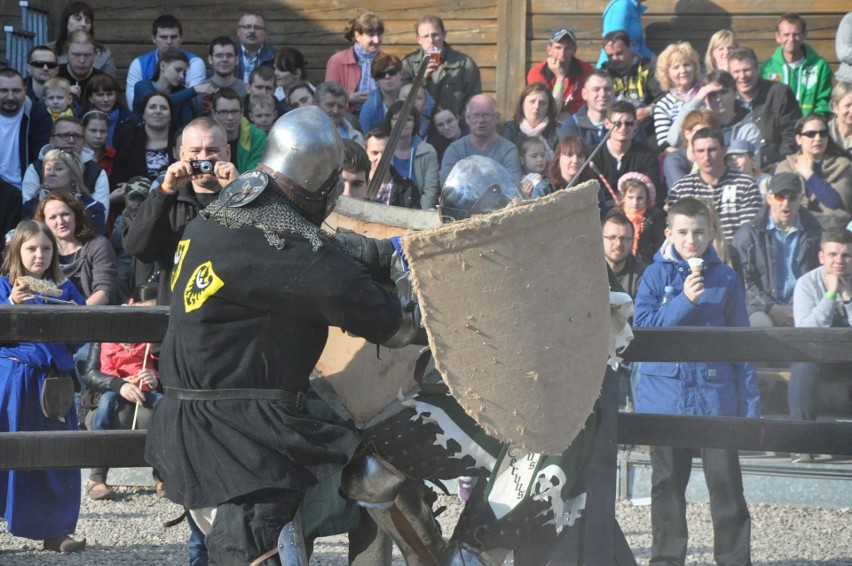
[1,0,848,120]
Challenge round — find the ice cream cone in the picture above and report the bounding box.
[688,257,703,275]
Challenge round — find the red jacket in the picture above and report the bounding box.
[100,342,158,391]
[527,57,593,116]
[326,48,361,89]
[98,145,115,179]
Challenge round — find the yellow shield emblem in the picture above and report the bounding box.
[184,261,224,313]
[171,239,191,291]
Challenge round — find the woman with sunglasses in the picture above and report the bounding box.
[359,53,403,132]
[775,114,852,225]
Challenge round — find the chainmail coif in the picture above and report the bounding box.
[201,185,328,251]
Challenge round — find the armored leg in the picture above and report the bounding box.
[348,508,393,565]
[277,513,308,565]
[342,451,445,565]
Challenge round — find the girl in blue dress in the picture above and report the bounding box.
[0,220,87,553]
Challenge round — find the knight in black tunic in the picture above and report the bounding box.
[145,107,404,565]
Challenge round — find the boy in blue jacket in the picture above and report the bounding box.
[634,197,760,565]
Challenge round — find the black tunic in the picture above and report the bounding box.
[145,215,401,509]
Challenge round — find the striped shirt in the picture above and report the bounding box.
[653,86,701,149]
[653,92,684,149]
[668,169,763,242]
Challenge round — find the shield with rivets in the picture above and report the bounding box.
[400,182,610,454]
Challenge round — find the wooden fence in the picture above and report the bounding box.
[0,306,850,563]
[2,0,847,119]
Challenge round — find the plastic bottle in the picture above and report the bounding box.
[661,285,675,305]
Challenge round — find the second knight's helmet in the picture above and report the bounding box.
[439,155,523,221]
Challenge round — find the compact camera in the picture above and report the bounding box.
[190,159,215,175]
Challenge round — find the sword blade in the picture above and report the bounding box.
[365,56,431,200]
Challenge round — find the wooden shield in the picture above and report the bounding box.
[400,182,609,454]
[315,196,442,426]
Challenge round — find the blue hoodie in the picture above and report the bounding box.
[633,241,760,418]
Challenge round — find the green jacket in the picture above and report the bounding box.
[236,117,267,173]
[759,44,833,116]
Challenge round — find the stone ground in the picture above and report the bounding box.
[1,488,851,564]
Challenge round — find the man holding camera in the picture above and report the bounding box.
[123,116,238,304]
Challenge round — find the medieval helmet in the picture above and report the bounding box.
[259,106,343,202]
[439,156,523,220]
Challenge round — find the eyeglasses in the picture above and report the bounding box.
[613,120,637,129]
[52,132,85,141]
[772,193,801,202]
[799,129,827,139]
[603,235,633,244]
[214,109,241,116]
[238,24,265,31]
[466,112,496,121]
[29,60,58,69]
[212,53,236,60]
[375,67,399,80]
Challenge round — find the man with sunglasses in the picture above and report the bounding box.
[25,45,60,104]
[0,68,52,190]
[591,100,663,209]
[733,172,822,328]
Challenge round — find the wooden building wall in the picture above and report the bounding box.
[2,0,847,118]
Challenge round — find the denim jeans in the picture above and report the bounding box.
[92,390,164,430]
[188,514,209,566]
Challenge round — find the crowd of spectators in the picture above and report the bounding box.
[0,1,851,558]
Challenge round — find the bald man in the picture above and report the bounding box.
[439,94,523,184]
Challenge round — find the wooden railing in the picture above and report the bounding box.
[0,306,850,565]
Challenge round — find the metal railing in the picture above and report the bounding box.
[2,2,49,74]
[19,1,48,46]
[3,26,34,74]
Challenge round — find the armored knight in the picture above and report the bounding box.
[340,156,635,565]
[144,107,417,565]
